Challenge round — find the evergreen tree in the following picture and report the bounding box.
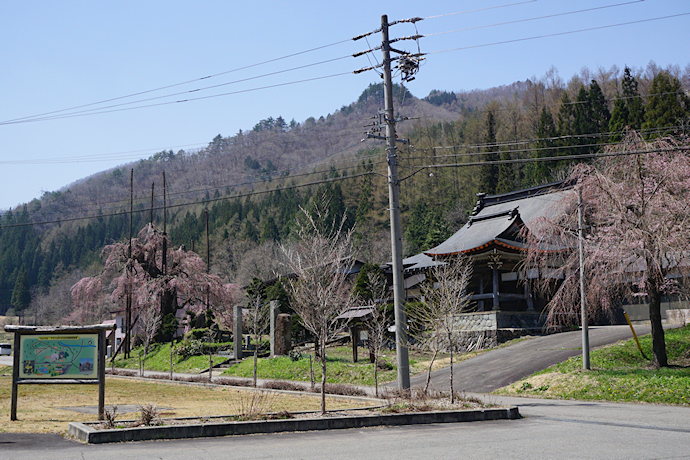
[260,216,280,243]
[588,80,610,141]
[643,72,690,137]
[556,93,575,155]
[479,109,499,194]
[526,107,557,185]
[609,97,629,141]
[11,268,31,323]
[572,85,592,155]
[622,67,645,130]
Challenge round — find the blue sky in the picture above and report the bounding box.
[0,0,688,211]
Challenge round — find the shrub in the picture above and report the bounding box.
[288,349,303,362]
[175,339,204,359]
[139,403,161,426]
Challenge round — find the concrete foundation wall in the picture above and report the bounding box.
[452,311,546,352]
[623,300,690,322]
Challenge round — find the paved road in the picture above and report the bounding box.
[412,324,652,393]
[1,395,688,459]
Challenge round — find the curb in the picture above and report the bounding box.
[68,406,520,444]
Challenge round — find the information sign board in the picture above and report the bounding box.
[19,334,98,379]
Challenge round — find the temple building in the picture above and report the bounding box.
[420,182,573,346]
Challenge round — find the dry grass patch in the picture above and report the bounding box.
[0,369,373,434]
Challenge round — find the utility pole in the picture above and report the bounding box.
[578,187,590,369]
[126,168,133,358]
[381,14,410,390]
[162,172,167,275]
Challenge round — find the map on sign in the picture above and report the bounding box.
[19,334,98,379]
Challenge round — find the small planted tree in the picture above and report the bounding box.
[246,278,271,387]
[353,264,391,398]
[409,257,473,402]
[139,303,162,374]
[281,196,355,415]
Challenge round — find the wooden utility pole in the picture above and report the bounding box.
[150,182,155,224]
[381,14,410,390]
[126,168,133,358]
[162,172,167,275]
[205,209,210,312]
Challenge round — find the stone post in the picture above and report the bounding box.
[275,314,291,356]
[233,305,243,360]
[269,301,280,357]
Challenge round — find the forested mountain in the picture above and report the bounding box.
[1,62,689,324]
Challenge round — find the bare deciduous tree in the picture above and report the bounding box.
[524,132,690,368]
[409,257,473,402]
[138,303,162,375]
[354,266,391,398]
[280,197,355,415]
[245,281,270,388]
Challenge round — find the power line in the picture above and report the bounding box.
[0,71,355,125]
[0,142,385,223]
[404,125,687,160]
[352,0,538,41]
[421,0,537,21]
[399,145,690,182]
[421,1,646,39]
[3,140,688,230]
[1,56,354,126]
[0,142,209,165]
[424,13,690,56]
[1,39,353,125]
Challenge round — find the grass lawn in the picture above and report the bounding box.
[108,341,480,386]
[0,365,373,434]
[221,345,479,386]
[110,342,228,374]
[496,324,690,406]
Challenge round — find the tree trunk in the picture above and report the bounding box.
[648,284,668,368]
[253,347,258,387]
[423,349,438,395]
[160,287,178,318]
[374,353,379,398]
[449,333,454,404]
[320,336,327,415]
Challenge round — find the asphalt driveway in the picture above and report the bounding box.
[411,324,652,393]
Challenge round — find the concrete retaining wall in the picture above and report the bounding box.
[452,311,545,351]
